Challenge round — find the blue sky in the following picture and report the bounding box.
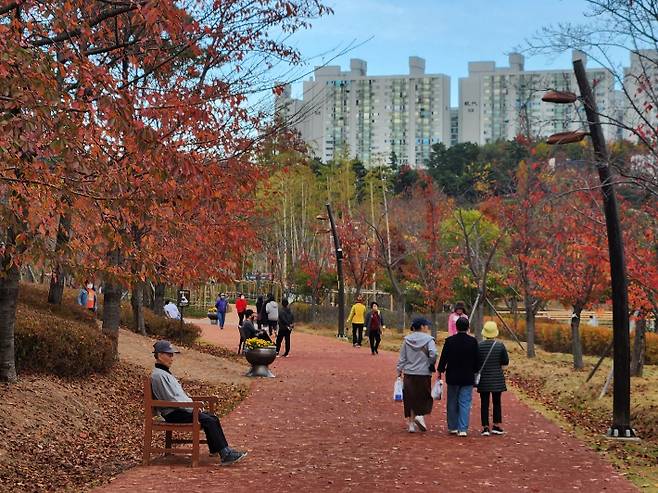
[282,0,607,106]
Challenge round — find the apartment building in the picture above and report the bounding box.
[623,49,658,142]
[458,51,618,145]
[275,57,451,168]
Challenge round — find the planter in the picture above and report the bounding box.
[244,347,277,378]
[207,313,218,320]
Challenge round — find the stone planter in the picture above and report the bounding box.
[244,347,277,378]
[208,313,218,324]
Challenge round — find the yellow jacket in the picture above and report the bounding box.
[347,302,366,324]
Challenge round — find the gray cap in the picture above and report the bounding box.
[153,340,180,354]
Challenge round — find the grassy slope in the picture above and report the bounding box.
[297,324,658,491]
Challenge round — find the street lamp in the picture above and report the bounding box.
[543,58,637,439]
[317,204,346,338]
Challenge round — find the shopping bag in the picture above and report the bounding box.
[393,377,403,401]
[431,378,443,400]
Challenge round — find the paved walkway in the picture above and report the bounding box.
[97,309,636,492]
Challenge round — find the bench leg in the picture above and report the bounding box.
[143,423,152,466]
[165,430,172,456]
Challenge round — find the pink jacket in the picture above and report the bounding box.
[448,313,469,336]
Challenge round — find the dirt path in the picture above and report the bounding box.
[118,327,249,386]
[98,308,636,492]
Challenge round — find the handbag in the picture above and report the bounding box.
[474,341,496,386]
[431,378,443,400]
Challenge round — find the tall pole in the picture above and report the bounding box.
[326,203,345,338]
[573,59,635,438]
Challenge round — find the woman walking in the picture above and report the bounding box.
[477,321,509,436]
[255,295,265,332]
[396,317,437,433]
[365,302,385,355]
[346,296,366,347]
[235,293,247,327]
[448,300,468,336]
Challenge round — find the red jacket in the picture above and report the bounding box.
[235,298,247,314]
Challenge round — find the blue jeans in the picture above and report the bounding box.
[217,311,226,328]
[447,384,473,432]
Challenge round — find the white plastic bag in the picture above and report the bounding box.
[393,377,403,401]
[431,378,443,400]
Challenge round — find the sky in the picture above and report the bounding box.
[281,0,611,106]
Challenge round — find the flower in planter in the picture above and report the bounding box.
[208,307,217,314]
[245,337,275,350]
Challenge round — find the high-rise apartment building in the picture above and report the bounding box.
[623,49,658,142]
[275,57,451,167]
[458,51,618,145]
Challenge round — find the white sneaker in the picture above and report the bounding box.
[408,422,417,433]
[449,429,458,435]
[414,415,427,432]
[458,431,467,437]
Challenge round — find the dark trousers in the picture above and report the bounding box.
[275,328,291,356]
[165,409,228,454]
[480,391,502,426]
[238,312,245,326]
[368,330,381,353]
[268,320,278,336]
[352,323,364,345]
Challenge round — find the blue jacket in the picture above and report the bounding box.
[77,289,88,307]
[215,298,228,313]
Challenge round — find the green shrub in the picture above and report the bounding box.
[120,305,201,346]
[15,304,114,377]
[491,316,657,365]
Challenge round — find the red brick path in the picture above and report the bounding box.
[96,310,636,492]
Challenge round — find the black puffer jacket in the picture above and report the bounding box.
[477,339,509,393]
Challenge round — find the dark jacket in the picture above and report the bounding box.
[477,339,509,393]
[278,307,294,330]
[242,319,258,339]
[364,310,385,332]
[437,332,479,386]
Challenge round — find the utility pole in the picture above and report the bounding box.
[325,203,345,338]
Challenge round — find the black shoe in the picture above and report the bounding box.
[481,427,490,436]
[221,450,248,466]
[491,426,505,435]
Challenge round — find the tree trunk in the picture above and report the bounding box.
[0,262,20,383]
[571,306,584,370]
[524,295,536,358]
[630,316,646,377]
[102,250,122,358]
[47,211,71,305]
[131,281,146,336]
[153,282,166,316]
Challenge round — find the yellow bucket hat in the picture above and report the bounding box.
[482,321,499,339]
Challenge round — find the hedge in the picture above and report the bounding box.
[120,305,201,346]
[492,316,657,365]
[15,285,114,377]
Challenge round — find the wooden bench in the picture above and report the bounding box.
[143,376,219,467]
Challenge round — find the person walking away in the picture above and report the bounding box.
[256,295,265,332]
[478,321,509,436]
[85,284,98,312]
[77,281,89,307]
[438,316,479,436]
[215,293,228,330]
[365,302,385,355]
[236,293,248,326]
[164,299,181,320]
[347,296,366,347]
[276,298,294,357]
[397,317,437,433]
[151,340,247,465]
[447,300,468,336]
[265,294,279,337]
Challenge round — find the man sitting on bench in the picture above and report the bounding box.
[151,340,248,465]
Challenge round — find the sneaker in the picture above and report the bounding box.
[356,344,361,348]
[221,450,248,466]
[449,429,458,435]
[458,431,467,437]
[481,427,490,436]
[353,344,357,347]
[491,426,505,435]
[408,422,417,433]
[414,415,427,432]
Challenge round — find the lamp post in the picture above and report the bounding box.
[317,204,346,338]
[542,58,637,439]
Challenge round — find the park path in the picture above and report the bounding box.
[96,307,636,492]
